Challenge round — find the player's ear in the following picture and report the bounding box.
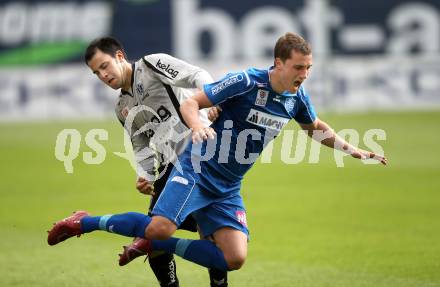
[274,57,282,68]
[115,50,124,62]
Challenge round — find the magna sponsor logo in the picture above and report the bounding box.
[246,109,289,131]
[156,59,179,78]
[211,74,243,95]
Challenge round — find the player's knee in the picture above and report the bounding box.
[225,253,246,270]
[146,219,176,240]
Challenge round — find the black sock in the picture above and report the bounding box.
[148,253,179,287]
[209,268,228,287]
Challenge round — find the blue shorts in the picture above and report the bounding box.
[151,152,249,238]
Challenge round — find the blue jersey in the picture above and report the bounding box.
[153,67,317,234]
[193,67,317,194]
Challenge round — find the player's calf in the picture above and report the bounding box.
[48,211,153,244]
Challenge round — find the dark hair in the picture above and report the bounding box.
[274,32,311,62]
[84,37,127,64]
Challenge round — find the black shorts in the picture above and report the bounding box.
[147,164,198,232]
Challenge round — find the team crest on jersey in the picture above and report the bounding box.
[255,89,269,107]
[236,211,247,227]
[284,97,296,112]
[246,109,289,131]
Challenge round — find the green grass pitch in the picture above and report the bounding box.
[1,111,439,286]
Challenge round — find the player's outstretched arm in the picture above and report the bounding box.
[180,90,216,144]
[300,118,387,165]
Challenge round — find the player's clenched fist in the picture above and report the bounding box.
[136,177,155,195]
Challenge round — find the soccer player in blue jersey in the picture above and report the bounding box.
[48,32,387,275]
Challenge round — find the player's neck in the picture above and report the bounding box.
[269,69,285,94]
[121,62,133,91]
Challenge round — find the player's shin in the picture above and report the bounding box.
[81,212,151,237]
[209,268,228,287]
[149,253,180,287]
[152,238,229,271]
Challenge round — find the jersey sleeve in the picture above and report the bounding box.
[293,86,317,124]
[143,53,213,90]
[203,71,254,106]
[176,88,211,127]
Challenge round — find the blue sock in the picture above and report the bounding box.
[152,238,229,271]
[80,212,151,238]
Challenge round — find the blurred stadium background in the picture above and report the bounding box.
[1,0,439,286]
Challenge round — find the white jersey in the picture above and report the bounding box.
[115,53,212,180]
